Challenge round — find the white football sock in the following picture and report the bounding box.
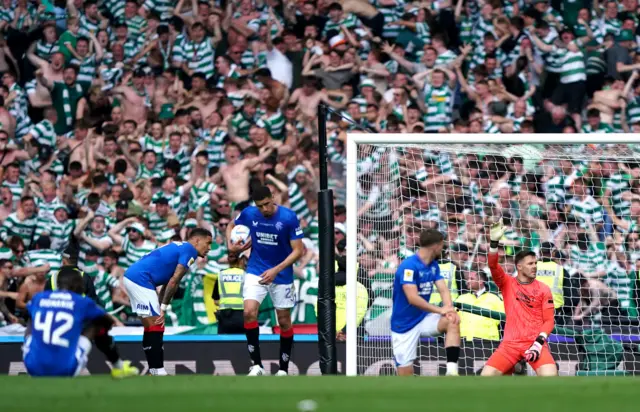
[446,362,458,374]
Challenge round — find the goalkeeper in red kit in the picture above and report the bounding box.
[481,220,558,377]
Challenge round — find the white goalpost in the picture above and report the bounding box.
[345,134,640,377]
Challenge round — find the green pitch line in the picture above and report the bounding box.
[0,376,636,412]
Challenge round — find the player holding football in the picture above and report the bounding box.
[482,220,558,376]
[391,229,461,376]
[23,267,130,377]
[123,228,213,376]
[227,186,304,376]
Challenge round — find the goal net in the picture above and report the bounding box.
[345,134,640,376]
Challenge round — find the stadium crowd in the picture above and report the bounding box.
[0,0,637,335]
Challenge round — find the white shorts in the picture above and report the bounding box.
[391,313,443,367]
[124,277,160,317]
[243,274,296,309]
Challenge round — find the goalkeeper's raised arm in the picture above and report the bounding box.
[487,220,509,289]
[481,220,558,377]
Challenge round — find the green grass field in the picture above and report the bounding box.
[0,376,637,412]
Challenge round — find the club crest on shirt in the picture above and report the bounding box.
[252,221,258,227]
[275,221,283,231]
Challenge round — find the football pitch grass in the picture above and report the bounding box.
[0,376,636,412]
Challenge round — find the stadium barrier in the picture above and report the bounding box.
[1,335,638,375]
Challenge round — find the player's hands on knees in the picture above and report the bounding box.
[442,306,460,325]
[258,268,278,285]
[490,219,506,242]
[524,340,542,362]
[154,311,165,327]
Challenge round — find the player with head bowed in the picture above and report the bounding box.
[23,266,132,377]
[227,186,305,376]
[391,229,461,376]
[123,228,213,376]
[482,219,558,376]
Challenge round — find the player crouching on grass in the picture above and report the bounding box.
[23,267,135,378]
[391,229,461,376]
[482,220,558,377]
[227,186,304,376]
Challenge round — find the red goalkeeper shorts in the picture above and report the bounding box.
[486,341,555,373]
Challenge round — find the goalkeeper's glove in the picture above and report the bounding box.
[489,219,506,249]
[524,333,547,363]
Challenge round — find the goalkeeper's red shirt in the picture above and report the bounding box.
[488,252,555,344]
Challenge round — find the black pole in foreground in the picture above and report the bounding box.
[316,103,337,375]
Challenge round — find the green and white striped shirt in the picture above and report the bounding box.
[262,110,286,140]
[172,37,216,79]
[0,213,37,248]
[423,84,453,132]
[78,231,113,270]
[553,46,586,84]
[28,119,56,147]
[118,236,157,269]
[569,195,604,225]
[142,0,174,21]
[34,217,75,252]
[144,210,169,237]
[153,188,187,222]
[231,111,256,140]
[288,182,312,225]
[85,263,119,312]
[570,242,606,273]
[322,14,361,39]
[606,173,631,220]
[69,54,98,87]
[23,249,62,276]
[126,15,147,41]
[101,0,125,23]
[205,128,228,168]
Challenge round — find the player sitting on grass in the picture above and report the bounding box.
[391,229,461,376]
[482,220,558,377]
[123,228,213,376]
[23,266,133,377]
[227,186,304,376]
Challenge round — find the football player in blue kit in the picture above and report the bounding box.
[391,229,461,376]
[227,186,304,376]
[123,228,212,376]
[23,266,130,377]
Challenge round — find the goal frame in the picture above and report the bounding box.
[344,133,640,376]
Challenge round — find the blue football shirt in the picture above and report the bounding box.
[234,205,303,284]
[23,290,106,376]
[390,254,444,333]
[124,242,198,289]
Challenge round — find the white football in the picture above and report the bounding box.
[230,225,251,245]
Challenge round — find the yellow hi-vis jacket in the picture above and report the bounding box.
[217,267,245,310]
[455,290,504,341]
[535,260,564,308]
[429,262,458,305]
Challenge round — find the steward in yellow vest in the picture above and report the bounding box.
[536,243,565,309]
[429,261,459,305]
[455,270,504,341]
[214,252,247,334]
[45,265,98,302]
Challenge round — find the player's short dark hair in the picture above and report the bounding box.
[252,185,273,202]
[56,266,84,294]
[419,229,444,248]
[514,250,536,266]
[188,228,212,239]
